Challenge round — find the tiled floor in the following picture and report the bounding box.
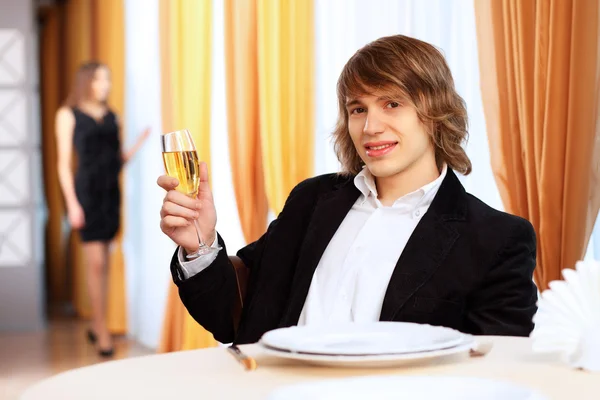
[0,316,153,400]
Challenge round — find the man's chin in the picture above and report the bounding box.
[365,164,405,179]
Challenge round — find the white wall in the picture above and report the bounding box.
[0,0,44,331]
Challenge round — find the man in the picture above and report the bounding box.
[157,35,538,345]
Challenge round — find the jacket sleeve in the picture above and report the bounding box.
[169,234,239,343]
[169,176,323,344]
[464,219,538,336]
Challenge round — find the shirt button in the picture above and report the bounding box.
[415,210,421,217]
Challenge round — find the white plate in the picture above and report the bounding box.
[259,335,475,368]
[266,375,549,400]
[260,322,465,356]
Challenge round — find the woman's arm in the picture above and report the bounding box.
[55,106,85,229]
[119,115,150,165]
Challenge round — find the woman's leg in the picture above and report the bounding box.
[82,240,112,351]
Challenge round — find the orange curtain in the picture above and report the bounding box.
[475,0,600,290]
[158,0,218,352]
[224,0,269,243]
[257,0,315,214]
[223,0,315,224]
[39,6,68,306]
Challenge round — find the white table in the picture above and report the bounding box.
[21,336,600,400]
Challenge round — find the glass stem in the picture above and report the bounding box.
[193,219,208,248]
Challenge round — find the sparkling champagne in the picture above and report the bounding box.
[162,150,200,197]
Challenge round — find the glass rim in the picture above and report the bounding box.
[160,128,196,152]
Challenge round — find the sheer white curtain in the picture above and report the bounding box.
[210,0,246,255]
[123,0,172,348]
[314,0,503,211]
[123,0,246,349]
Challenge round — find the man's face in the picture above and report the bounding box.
[346,90,435,179]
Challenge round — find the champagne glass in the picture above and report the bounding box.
[161,129,220,258]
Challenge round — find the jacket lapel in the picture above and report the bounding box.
[280,180,360,326]
[379,169,467,321]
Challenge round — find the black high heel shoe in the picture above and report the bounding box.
[87,329,114,357]
[98,347,114,357]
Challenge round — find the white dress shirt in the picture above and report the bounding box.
[178,165,447,326]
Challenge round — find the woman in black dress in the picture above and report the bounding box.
[56,62,149,356]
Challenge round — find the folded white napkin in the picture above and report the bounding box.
[530,260,600,371]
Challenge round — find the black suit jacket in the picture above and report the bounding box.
[170,169,538,344]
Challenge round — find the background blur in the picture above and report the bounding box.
[0,0,598,398]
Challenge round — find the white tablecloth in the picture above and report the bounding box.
[21,336,599,399]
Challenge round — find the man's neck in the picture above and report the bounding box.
[375,160,440,206]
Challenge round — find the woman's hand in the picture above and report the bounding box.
[68,202,86,229]
[139,127,151,143]
[122,127,151,164]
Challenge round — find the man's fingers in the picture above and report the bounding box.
[160,216,191,231]
[199,162,209,183]
[164,190,200,209]
[161,201,199,220]
[198,162,211,195]
[157,175,179,191]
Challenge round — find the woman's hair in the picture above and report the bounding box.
[333,35,472,175]
[64,61,108,107]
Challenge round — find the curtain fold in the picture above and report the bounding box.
[93,0,127,335]
[39,6,68,306]
[158,0,218,352]
[224,0,268,243]
[475,0,600,290]
[257,0,315,214]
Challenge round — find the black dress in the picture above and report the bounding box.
[72,107,122,242]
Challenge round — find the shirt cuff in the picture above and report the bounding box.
[176,234,221,280]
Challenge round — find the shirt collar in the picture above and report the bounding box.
[353,164,447,208]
